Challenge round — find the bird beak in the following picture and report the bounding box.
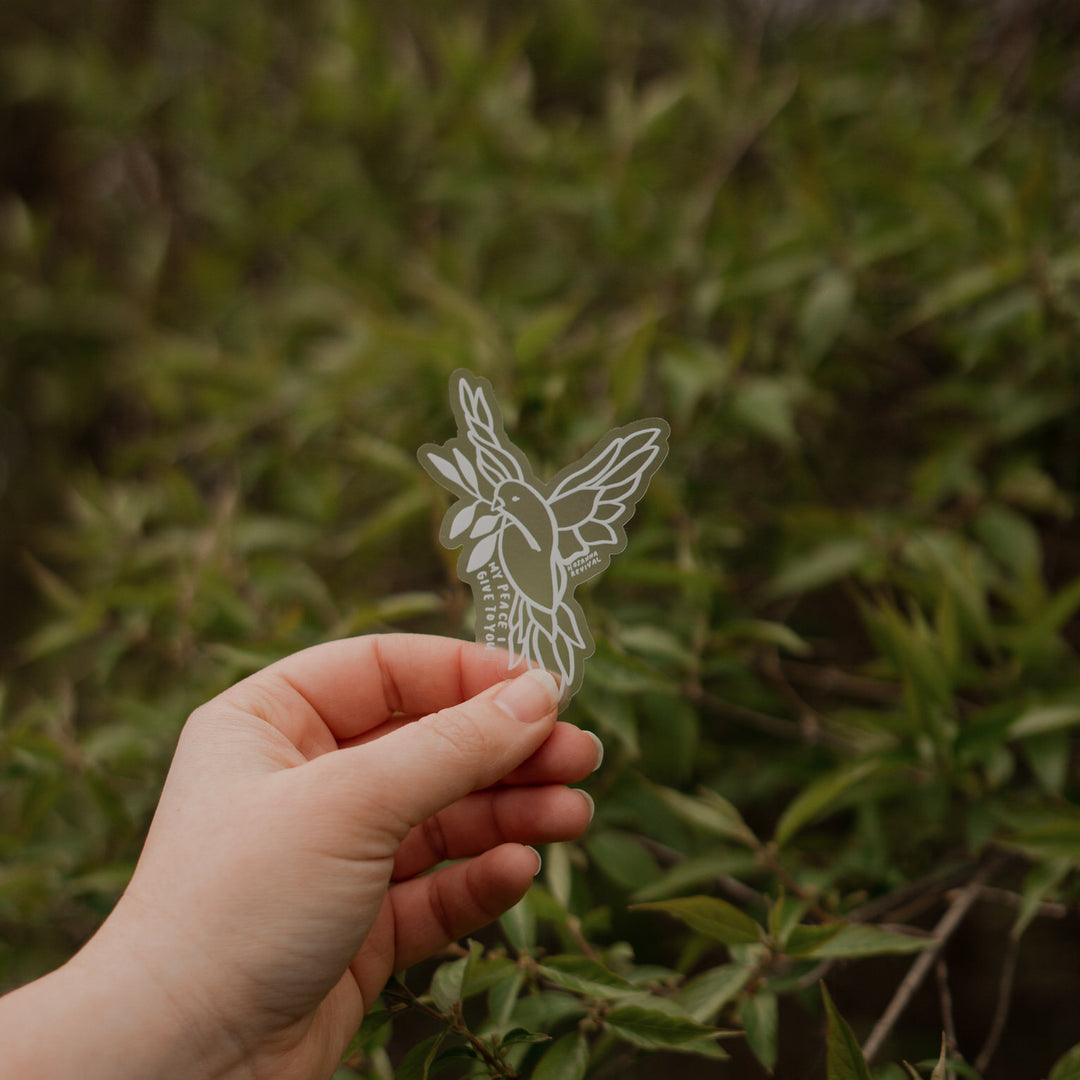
[492,495,505,511]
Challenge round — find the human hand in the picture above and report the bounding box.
[2,635,598,1080]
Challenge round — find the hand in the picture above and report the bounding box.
[0,635,599,1080]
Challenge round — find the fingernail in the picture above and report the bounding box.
[494,669,560,724]
[577,789,596,824]
[526,846,543,875]
[585,731,604,772]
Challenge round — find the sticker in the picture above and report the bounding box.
[419,370,670,704]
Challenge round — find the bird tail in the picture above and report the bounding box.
[505,595,588,701]
[536,602,588,699]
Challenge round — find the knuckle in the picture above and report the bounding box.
[423,704,493,760]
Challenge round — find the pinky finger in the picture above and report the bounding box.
[387,843,541,971]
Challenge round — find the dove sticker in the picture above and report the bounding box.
[419,370,670,704]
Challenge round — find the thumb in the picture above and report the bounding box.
[308,667,562,836]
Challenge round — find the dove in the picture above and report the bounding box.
[419,370,669,704]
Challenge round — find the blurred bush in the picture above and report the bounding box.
[3,1,1080,1076]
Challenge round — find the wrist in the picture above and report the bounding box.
[0,919,253,1080]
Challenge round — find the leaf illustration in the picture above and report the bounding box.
[466,533,499,572]
[426,454,463,488]
[470,514,500,538]
[420,370,668,704]
[452,447,479,492]
[448,502,477,539]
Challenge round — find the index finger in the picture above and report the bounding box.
[226,634,521,744]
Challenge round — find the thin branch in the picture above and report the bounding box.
[391,980,518,1078]
[935,958,959,1080]
[972,885,1072,921]
[862,855,1006,1064]
[566,913,600,962]
[759,647,824,730]
[973,931,1021,1075]
[769,657,902,705]
[691,687,863,754]
[758,843,836,924]
[845,864,976,925]
[797,957,834,991]
[634,834,769,912]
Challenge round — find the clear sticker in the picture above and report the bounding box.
[419,370,670,704]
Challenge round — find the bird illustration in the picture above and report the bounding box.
[419,370,669,703]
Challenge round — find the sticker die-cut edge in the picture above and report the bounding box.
[419,369,669,705]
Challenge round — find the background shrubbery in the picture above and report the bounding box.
[4,1,1080,1076]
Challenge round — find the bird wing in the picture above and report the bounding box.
[549,419,670,577]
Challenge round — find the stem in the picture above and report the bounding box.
[391,982,519,1078]
[973,931,1021,1075]
[862,855,1005,1064]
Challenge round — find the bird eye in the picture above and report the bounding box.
[512,495,521,502]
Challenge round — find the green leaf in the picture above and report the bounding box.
[904,254,1025,327]
[767,538,869,598]
[534,956,635,999]
[499,1027,551,1047]
[586,829,661,890]
[577,684,641,758]
[460,955,516,1000]
[1007,814,1080,861]
[803,923,933,959]
[731,376,800,447]
[631,895,763,945]
[631,851,760,903]
[674,963,753,1023]
[643,782,757,846]
[798,267,855,366]
[488,969,525,1032]
[821,983,873,1080]
[604,1004,722,1050]
[1049,1041,1080,1080]
[1024,731,1070,797]
[534,839,567,910]
[1015,574,1080,662]
[726,618,812,656]
[339,1006,395,1062]
[773,759,883,848]
[511,991,588,1033]
[1014,858,1071,939]
[395,1031,450,1080]
[973,503,1042,584]
[430,956,468,1011]
[532,1031,589,1080]
[784,922,845,957]
[617,624,696,669]
[500,895,536,952]
[739,992,778,1072]
[1008,704,1080,740]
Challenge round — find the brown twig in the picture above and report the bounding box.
[633,834,769,912]
[390,981,519,1078]
[935,958,959,1080]
[566,913,600,962]
[770,658,903,706]
[845,864,976,925]
[971,885,1072,921]
[759,647,823,730]
[758,842,836,924]
[690,687,863,755]
[973,930,1021,1075]
[862,855,1006,1064]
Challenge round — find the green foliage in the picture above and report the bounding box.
[5,0,1080,1074]
[822,983,873,1080]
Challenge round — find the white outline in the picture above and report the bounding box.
[419,371,669,704]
